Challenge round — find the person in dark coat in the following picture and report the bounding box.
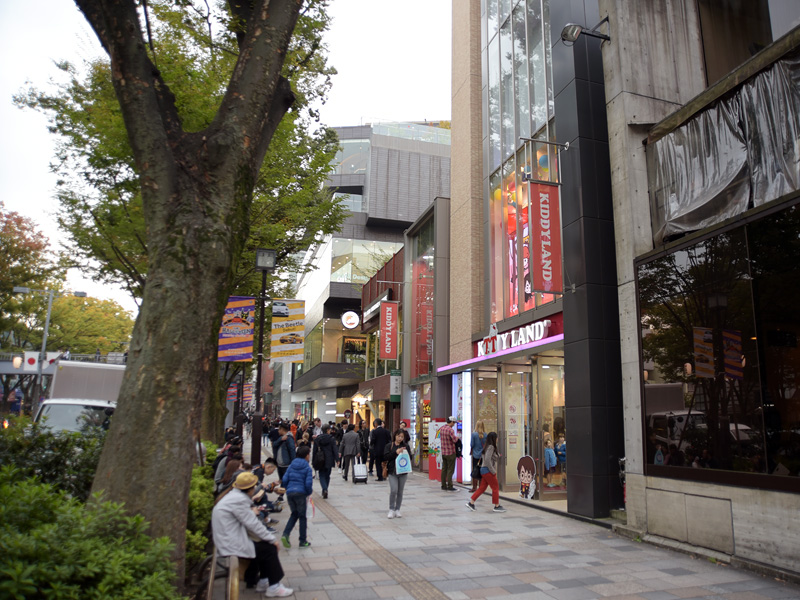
[370,419,392,481]
[272,422,296,482]
[312,424,337,498]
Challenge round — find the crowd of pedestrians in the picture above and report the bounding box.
[209,415,509,596]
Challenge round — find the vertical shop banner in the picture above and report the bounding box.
[270,299,305,363]
[530,182,563,294]
[723,329,743,379]
[693,327,715,378]
[379,301,399,360]
[218,296,255,362]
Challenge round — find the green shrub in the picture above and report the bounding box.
[0,417,105,501]
[0,466,184,600]
[185,462,215,569]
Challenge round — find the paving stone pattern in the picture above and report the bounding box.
[232,444,799,600]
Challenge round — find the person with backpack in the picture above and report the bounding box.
[272,422,296,482]
[312,424,337,498]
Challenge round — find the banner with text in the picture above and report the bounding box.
[380,301,399,360]
[530,182,563,294]
[270,299,305,363]
[218,296,255,362]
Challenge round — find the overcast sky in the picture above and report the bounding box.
[0,1,452,314]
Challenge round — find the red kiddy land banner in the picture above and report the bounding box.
[530,182,563,294]
[379,301,399,360]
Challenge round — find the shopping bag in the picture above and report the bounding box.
[395,451,412,475]
[306,496,315,520]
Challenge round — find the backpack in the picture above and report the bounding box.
[312,448,326,470]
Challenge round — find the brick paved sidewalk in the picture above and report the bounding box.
[226,458,799,600]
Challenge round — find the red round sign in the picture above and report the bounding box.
[344,409,352,419]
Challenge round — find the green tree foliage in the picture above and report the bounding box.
[0,466,182,600]
[16,0,345,303]
[0,417,106,502]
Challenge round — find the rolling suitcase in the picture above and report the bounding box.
[353,455,368,484]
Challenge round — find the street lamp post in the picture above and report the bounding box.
[250,249,276,466]
[12,286,87,412]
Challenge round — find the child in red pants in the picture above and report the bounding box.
[465,431,506,513]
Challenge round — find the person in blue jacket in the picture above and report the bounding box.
[280,445,313,548]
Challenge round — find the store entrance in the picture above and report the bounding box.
[533,354,566,501]
[499,364,532,491]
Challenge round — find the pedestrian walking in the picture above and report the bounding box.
[440,416,459,491]
[470,420,486,492]
[370,419,392,481]
[385,429,412,519]
[358,420,370,466]
[334,420,345,471]
[312,424,337,498]
[280,446,313,548]
[466,432,506,513]
[340,424,360,481]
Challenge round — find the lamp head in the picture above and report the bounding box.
[561,23,583,43]
[255,248,277,271]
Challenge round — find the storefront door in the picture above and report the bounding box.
[533,354,565,500]
[499,365,532,491]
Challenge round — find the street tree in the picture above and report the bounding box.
[41,0,325,574]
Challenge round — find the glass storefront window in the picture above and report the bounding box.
[501,366,532,488]
[638,203,800,480]
[410,219,435,380]
[365,328,401,380]
[475,373,499,439]
[526,0,547,132]
[503,159,518,318]
[490,170,504,323]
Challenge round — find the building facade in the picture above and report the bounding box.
[601,0,800,576]
[283,123,450,422]
[444,0,623,517]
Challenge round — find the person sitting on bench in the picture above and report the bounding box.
[211,472,293,597]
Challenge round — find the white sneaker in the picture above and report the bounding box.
[387,510,395,519]
[255,579,269,592]
[266,583,293,597]
[394,510,402,518]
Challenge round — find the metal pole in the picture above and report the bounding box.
[250,269,268,466]
[35,290,55,412]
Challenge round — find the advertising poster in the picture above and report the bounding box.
[693,326,715,378]
[530,182,563,294]
[723,329,743,379]
[218,296,255,362]
[270,299,305,363]
[427,419,445,481]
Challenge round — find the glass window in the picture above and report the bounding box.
[410,219,435,380]
[503,159,518,318]
[331,239,402,284]
[638,203,800,480]
[517,146,535,312]
[487,0,498,39]
[333,192,364,213]
[488,35,501,171]
[489,170,504,323]
[332,139,370,175]
[500,19,515,160]
[526,0,547,132]
[331,238,353,282]
[513,4,531,142]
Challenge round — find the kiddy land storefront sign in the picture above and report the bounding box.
[474,313,564,358]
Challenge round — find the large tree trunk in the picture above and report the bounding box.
[78,0,302,581]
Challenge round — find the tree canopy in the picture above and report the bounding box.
[17,0,345,303]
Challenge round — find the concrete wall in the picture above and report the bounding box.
[600,0,800,574]
[449,0,484,364]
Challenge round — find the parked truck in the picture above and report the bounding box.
[33,361,126,432]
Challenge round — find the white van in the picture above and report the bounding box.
[34,398,116,433]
